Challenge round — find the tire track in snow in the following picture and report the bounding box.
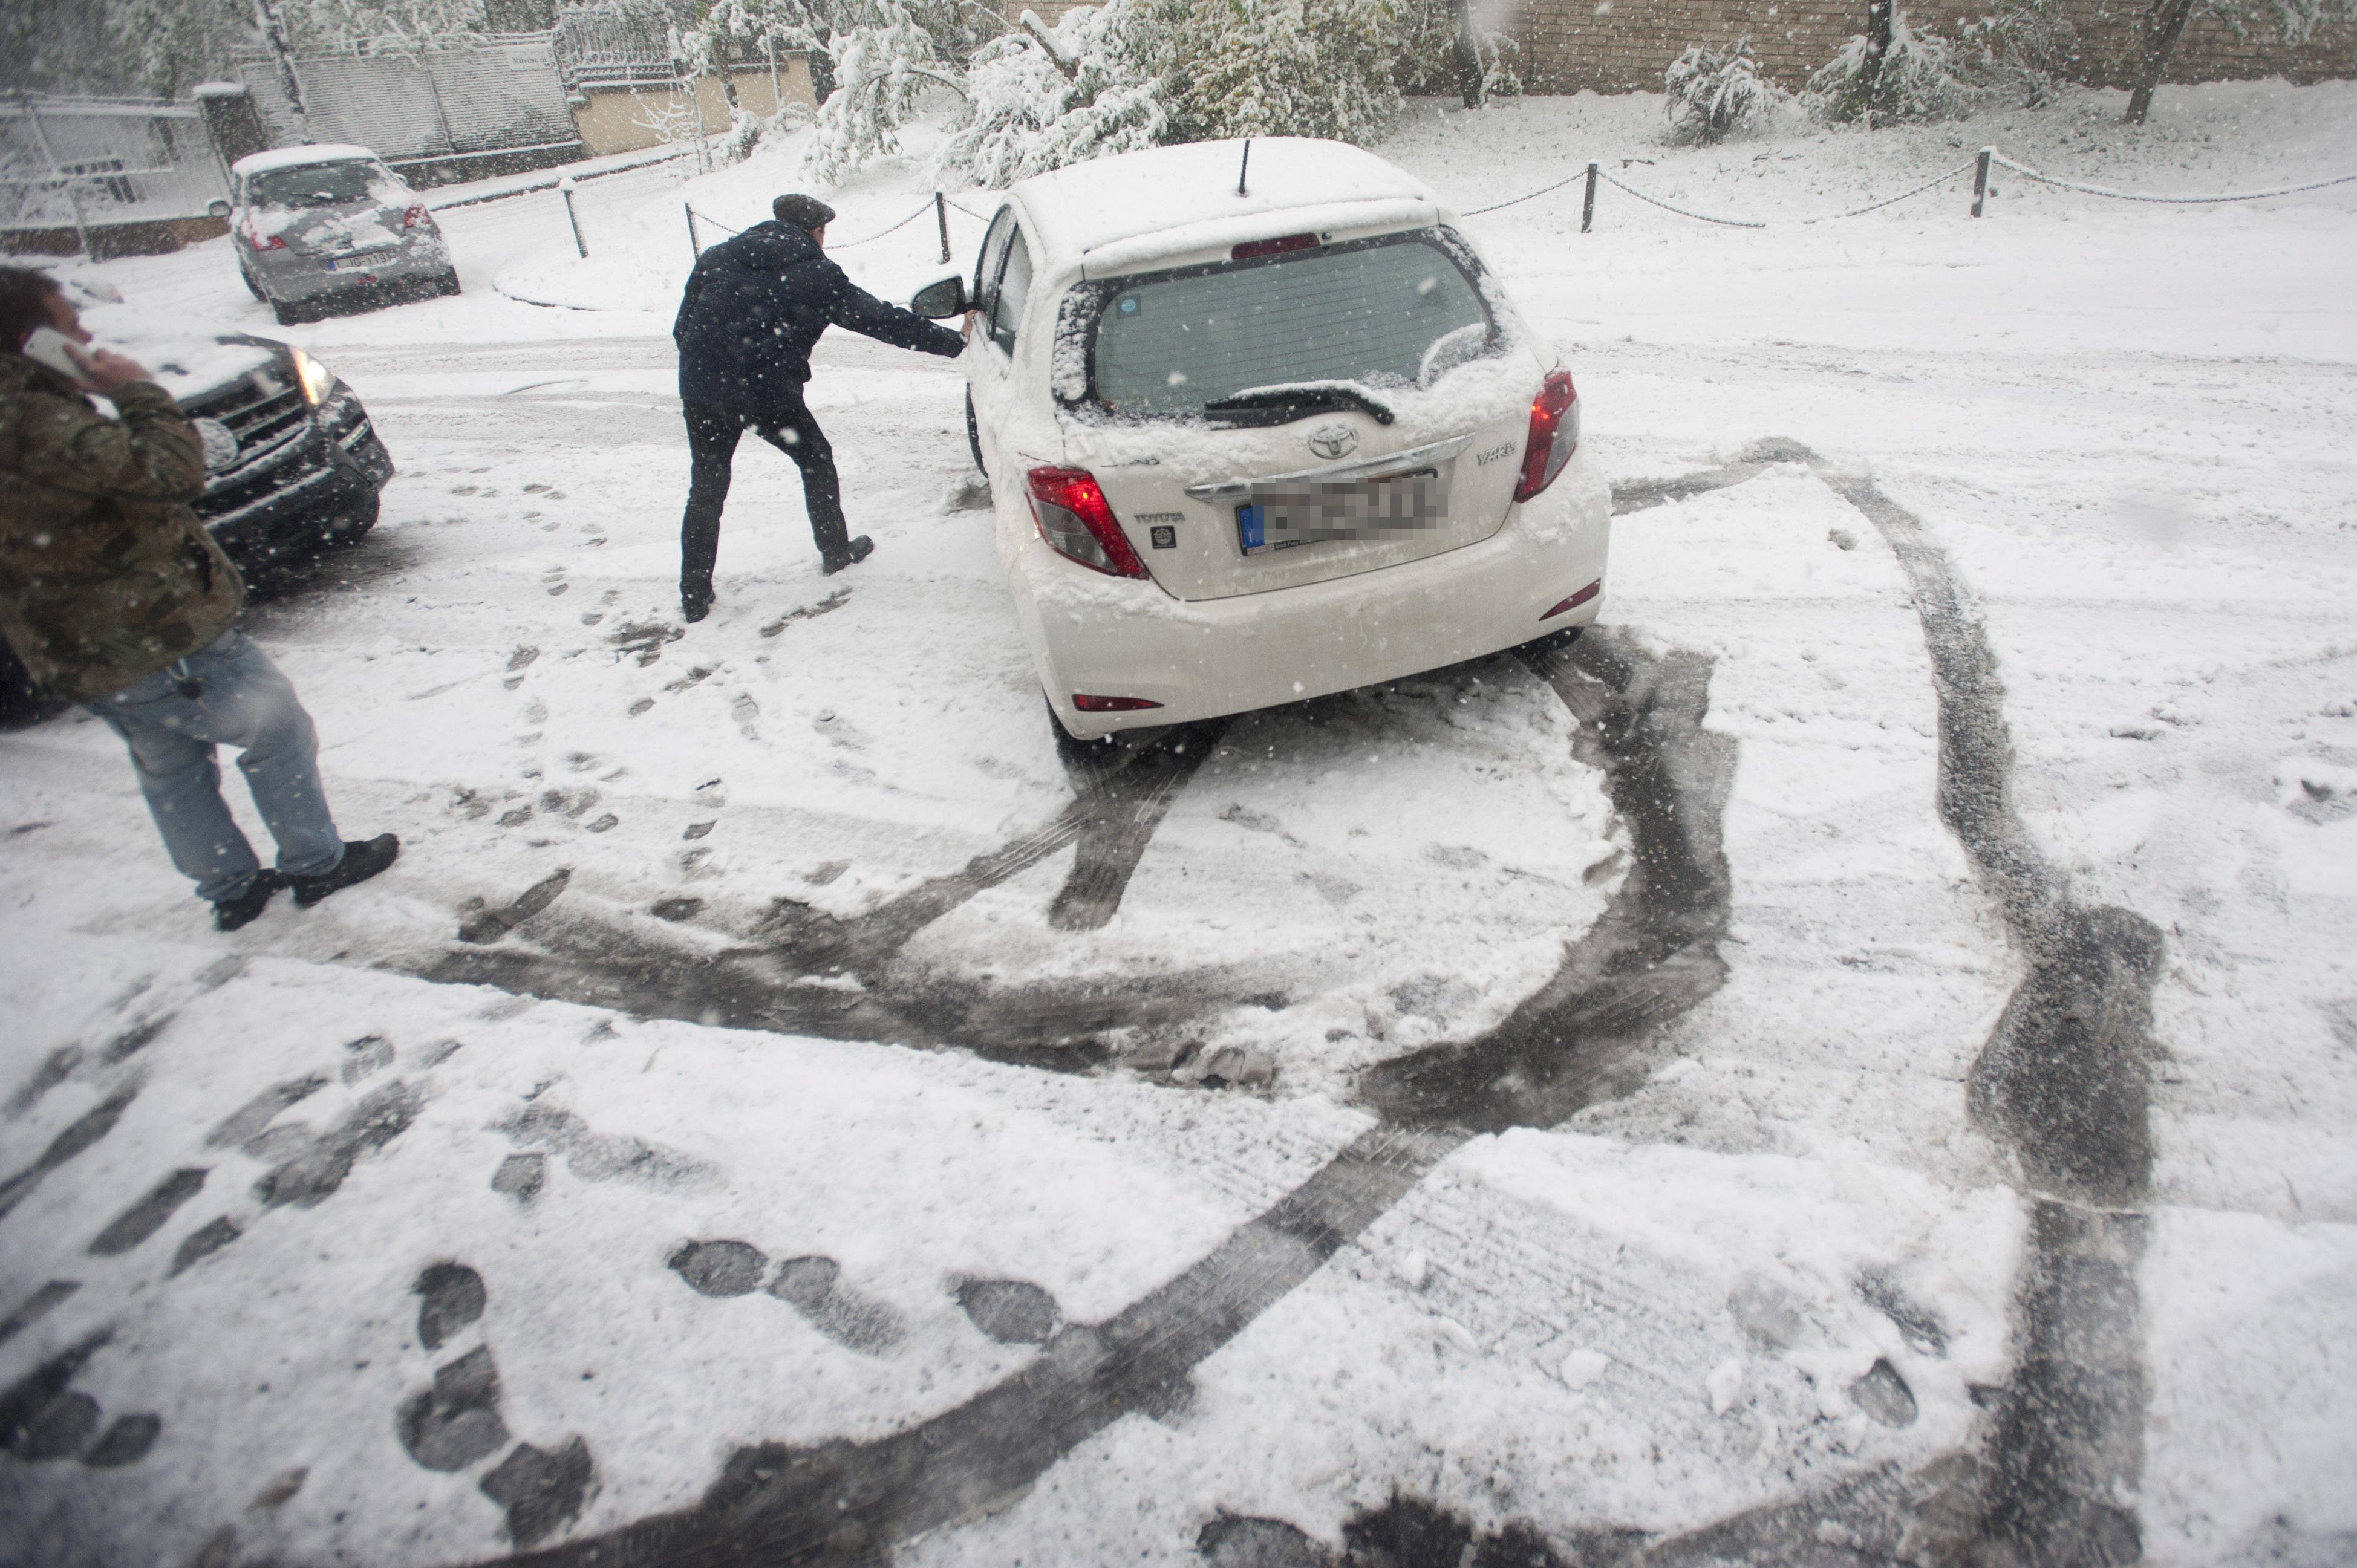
[472,625,1738,1567]
[1600,447,2160,1567]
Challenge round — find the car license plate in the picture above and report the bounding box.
[1236,470,1446,555]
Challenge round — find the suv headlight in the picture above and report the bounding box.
[289,345,336,407]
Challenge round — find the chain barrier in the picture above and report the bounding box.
[1798,158,1978,223]
[1461,169,1594,218]
[683,197,941,252]
[1459,146,2355,232]
[1986,152,2357,205]
[1596,168,1768,229]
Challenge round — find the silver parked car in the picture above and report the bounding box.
[217,144,459,324]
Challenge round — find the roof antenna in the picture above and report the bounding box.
[1237,138,1251,197]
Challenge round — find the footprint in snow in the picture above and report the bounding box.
[668,1241,904,1353]
[394,1263,594,1549]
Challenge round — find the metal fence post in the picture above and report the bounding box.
[19,99,92,258]
[1972,148,1993,218]
[685,201,699,259]
[561,175,586,257]
[1581,161,1599,234]
[935,191,949,264]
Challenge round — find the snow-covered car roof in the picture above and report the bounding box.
[1010,138,1447,279]
[232,143,382,177]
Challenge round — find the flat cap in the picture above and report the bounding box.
[772,193,837,230]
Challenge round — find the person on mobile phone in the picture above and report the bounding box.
[0,265,397,931]
[670,192,967,622]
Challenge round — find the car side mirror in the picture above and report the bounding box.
[206,198,232,220]
[911,275,968,319]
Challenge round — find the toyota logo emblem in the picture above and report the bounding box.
[1307,423,1358,460]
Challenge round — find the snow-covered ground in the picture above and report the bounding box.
[2,79,2354,1567]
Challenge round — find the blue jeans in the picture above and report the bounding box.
[86,630,345,903]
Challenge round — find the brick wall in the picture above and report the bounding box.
[1511,0,2357,93]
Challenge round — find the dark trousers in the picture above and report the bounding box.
[680,397,847,598]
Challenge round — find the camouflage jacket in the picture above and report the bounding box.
[0,352,243,701]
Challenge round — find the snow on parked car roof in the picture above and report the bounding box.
[1010,138,1446,276]
[232,143,382,176]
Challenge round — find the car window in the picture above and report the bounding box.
[247,161,380,208]
[974,206,1014,324]
[1089,233,1493,418]
[991,227,1032,356]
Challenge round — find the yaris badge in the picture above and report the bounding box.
[1307,423,1357,460]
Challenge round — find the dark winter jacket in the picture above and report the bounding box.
[674,221,964,415]
[0,353,242,702]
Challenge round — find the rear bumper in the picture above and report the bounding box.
[1020,451,1611,739]
[252,239,449,301]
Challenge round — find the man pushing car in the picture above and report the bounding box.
[671,192,966,622]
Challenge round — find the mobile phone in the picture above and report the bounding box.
[21,326,88,383]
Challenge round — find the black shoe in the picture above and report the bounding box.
[682,582,713,623]
[289,833,400,908]
[213,872,282,932]
[821,536,874,577]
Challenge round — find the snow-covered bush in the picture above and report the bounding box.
[1661,37,1787,144]
[938,2,1168,187]
[1957,0,2079,108]
[1390,0,1522,104]
[1805,11,1983,125]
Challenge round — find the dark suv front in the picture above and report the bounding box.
[178,337,394,563]
[0,334,394,717]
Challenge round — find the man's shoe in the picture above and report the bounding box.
[213,873,282,932]
[289,834,400,908]
[821,536,874,577]
[682,582,714,623]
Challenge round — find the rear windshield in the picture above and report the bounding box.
[1084,232,1494,419]
[248,161,394,207]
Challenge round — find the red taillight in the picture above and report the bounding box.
[1232,233,1319,261]
[403,204,429,229]
[1541,581,1601,620]
[1025,467,1149,579]
[244,220,285,251]
[1513,370,1580,504]
[1073,694,1164,713]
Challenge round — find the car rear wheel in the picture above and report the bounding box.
[238,264,265,302]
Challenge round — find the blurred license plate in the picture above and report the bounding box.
[1236,470,1446,555]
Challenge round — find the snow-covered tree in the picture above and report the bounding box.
[110,0,253,97]
[940,1,1167,186]
[2122,0,2355,122]
[285,0,491,52]
[1163,0,1402,145]
[799,0,959,184]
[1662,37,1786,143]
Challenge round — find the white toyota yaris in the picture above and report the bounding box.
[911,137,1610,740]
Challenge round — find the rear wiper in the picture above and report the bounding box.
[1202,385,1396,427]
